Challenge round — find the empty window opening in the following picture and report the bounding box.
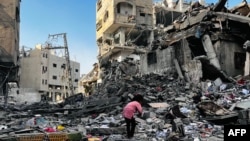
[234,52,246,69]
[96,20,102,31]
[117,2,133,15]
[53,76,57,80]
[16,7,20,22]
[104,11,109,22]
[97,0,102,11]
[61,64,66,69]
[140,13,145,17]
[147,52,157,65]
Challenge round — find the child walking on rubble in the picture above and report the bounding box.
[122,94,143,139]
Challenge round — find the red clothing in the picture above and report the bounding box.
[123,101,142,119]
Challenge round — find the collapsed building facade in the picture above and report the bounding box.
[80,0,250,90]
[79,0,154,90]
[148,0,250,83]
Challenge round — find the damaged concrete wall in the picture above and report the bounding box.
[140,46,174,74]
[140,0,250,82]
[142,36,246,81]
[140,38,203,83]
[214,40,245,77]
[9,88,41,104]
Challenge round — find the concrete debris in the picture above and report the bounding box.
[1,65,250,140]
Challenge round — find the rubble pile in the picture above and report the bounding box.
[1,59,250,141]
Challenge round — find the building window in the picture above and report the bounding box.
[234,52,246,69]
[45,80,47,85]
[147,52,157,65]
[61,64,66,69]
[140,13,145,17]
[97,0,102,11]
[42,79,44,84]
[96,20,102,31]
[117,3,121,13]
[117,2,133,15]
[16,7,20,22]
[53,63,57,68]
[43,53,45,58]
[75,79,78,82]
[53,76,57,80]
[104,11,109,22]
[42,66,47,74]
[75,69,79,72]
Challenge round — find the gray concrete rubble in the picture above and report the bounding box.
[2,1,250,141]
[1,65,250,140]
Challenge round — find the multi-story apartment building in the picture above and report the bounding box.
[96,0,153,62]
[20,44,80,102]
[0,0,20,96]
[78,0,153,92]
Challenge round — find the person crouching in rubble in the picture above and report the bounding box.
[122,94,143,139]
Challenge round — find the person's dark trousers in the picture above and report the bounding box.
[124,117,136,138]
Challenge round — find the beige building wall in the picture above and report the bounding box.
[20,46,80,102]
[96,0,153,57]
[96,0,152,38]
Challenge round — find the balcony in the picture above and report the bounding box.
[115,14,136,25]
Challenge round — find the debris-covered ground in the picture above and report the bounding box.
[1,59,250,141]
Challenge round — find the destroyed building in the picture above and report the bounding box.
[0,0,20,101]
[147,0,250,83]
[19,44,80,103]
[96,0,153,59]
[79,0,154,90]
[80,0,250,89]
